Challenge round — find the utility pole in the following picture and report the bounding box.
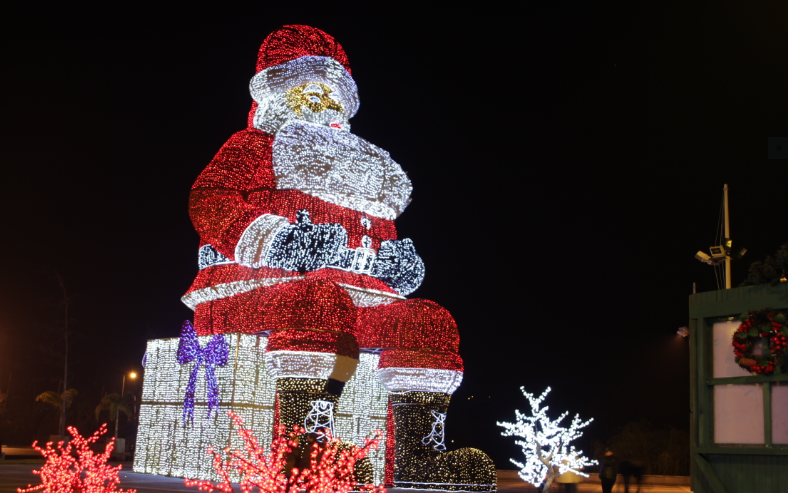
[115,373,126,442]
[694,184,745,288]
[115,371,136,442]
[723,184,731,289]
[55,274,68,441]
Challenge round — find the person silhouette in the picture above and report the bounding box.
[598,449,619,493]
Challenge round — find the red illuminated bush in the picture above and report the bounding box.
[185,411,385,493]
[17,424,136,493]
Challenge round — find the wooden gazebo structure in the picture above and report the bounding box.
[690,283,788,492]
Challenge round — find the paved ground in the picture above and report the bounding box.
[496,475,691,492]
[1,448,40,457]
[0,463,690,493]
[1,463,184,493]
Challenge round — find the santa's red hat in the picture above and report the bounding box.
[249,25,359,124]
[255,25,351,74]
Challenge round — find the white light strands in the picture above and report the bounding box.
[251,55,359,118]
[371,239,425,296]
[336,284,403,308]
[263,210,349,273]
[497,387,597,493]
[197,245,234,270]
[181,277,302,310]
[304,400,336,441]
[272,122,412,220]
[377,367,463,394]
[264,351,339,380]
[422,410,447,451]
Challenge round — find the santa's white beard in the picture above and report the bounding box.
[252,96,293,134]
[272,122,412,220]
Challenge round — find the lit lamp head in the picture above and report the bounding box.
[677,326,690,338]
[695,251,712,264]
[695,245,727,265]
[717,238,748,260]
[696,240,747,265]
[709,245,726,259]
[129,372,137,379]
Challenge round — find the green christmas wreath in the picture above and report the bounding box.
[731,309,788,375]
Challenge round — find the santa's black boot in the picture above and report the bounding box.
[273,376,373,485]
[388,391,496,491]
[274,377,343,434]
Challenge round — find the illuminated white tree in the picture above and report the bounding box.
[497,387,597,493]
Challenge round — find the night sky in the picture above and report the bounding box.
[1,3,787,466]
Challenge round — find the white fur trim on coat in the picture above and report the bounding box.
[265,350,358,382]
[234,214,290,268]
[376,368,463,394]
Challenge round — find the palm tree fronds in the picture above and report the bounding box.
[95,393,133,422]
[36,389,77,410]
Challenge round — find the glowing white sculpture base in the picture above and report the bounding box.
[133,333,388,484]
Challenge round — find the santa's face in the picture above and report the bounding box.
[285,82,348,130]
[250,56,358,134]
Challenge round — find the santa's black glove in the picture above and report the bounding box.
[265,210,348,273]
[372,238,425,296]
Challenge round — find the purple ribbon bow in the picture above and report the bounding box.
[176,321,229,425]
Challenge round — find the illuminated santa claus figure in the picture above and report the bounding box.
[182,25,495,490]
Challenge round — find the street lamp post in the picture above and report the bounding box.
[115,372,137,442]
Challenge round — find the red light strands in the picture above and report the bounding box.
[255,25,352,74]
[18,424,136,493]
[184,411,385,493]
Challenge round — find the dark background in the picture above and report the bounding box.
[1,2,786,467]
